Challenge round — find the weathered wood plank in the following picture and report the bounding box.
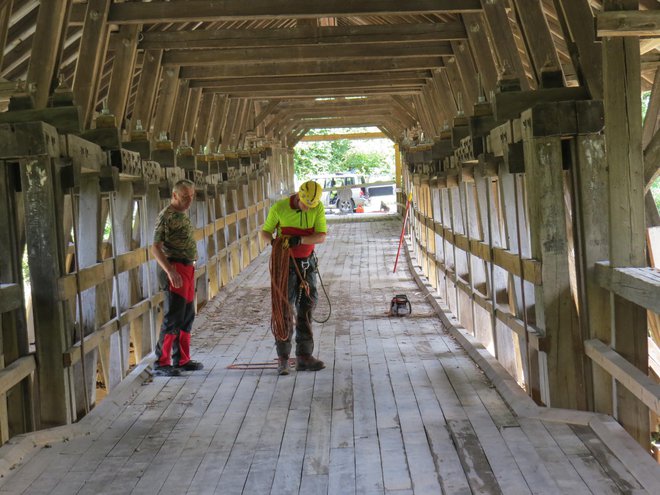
[0,284,22,314]
[585,339,660,415]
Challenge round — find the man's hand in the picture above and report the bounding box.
[167,267,183,288]
[287,236,302,247]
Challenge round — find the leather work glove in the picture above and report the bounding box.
[287,236,302,248]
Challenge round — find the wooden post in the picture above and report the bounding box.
[521,110,586,410]
[18,124,73,427]
[603,0,649,447]
[572,133,611,414]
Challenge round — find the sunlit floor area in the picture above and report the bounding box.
[0,218,652,494]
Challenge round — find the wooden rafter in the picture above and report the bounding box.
[102,1,483,24]
[180,57,444,79]
[138,22,468,50]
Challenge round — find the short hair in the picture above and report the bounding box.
[173,179,194,193]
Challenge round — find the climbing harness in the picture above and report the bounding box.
[389,294,412,316]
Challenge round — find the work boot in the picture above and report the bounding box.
[177,360,204,371]
[277,357,290,376]
[296,355,325,371]
[153,365,181,377]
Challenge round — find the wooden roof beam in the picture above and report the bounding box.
[187,71,432,89]
[597,10,660,37]
[196,79,427,93]
[104,1,482,24]
[207,87,423,99]
[181,57,444,79]
[138,22,467,50]
[162,42,452,66]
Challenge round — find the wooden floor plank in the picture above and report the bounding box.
[0,217,655,495]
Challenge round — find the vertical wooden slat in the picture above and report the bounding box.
[75,175,102,415]
[603,0,649,447]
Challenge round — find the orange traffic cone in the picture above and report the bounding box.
[356,204,364,213]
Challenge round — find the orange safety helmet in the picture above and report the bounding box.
[298,180,323,208]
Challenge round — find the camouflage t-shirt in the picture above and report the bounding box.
[153,205,197,261]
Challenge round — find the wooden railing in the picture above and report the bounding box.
[402,99,659,448]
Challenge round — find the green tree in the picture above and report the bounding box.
[294,138,392,180]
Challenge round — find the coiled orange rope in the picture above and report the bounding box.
[269,237,295,341]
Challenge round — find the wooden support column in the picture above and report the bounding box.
[572,133,611,414]
[603,0,648,447]
[27,1,71,108]
[72,0,112,128]
[132,49,163,133]
[521,111,585,410]
[151,66,181,140]
[107,24,140,127]
[18,124,73,427]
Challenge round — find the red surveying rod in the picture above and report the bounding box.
[393,192,413,273]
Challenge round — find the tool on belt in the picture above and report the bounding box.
[389,294,412,316]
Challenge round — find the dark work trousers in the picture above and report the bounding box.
[155,262,195,367]
[276,255,318,359]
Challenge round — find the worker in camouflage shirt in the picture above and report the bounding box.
[151,179,204,376]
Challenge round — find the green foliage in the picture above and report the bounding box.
[341,151,392,177]
[652,175,660,213]
[294,132,394,180]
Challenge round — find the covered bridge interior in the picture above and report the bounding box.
[0,0,659,493]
